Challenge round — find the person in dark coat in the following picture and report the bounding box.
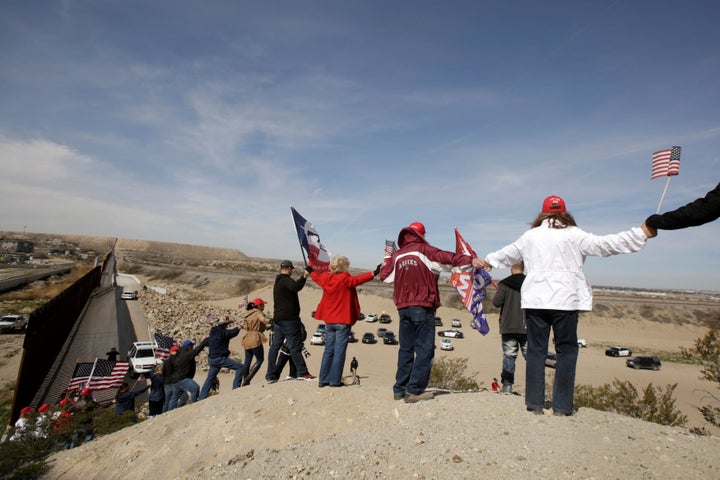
[645,182,720,235]
[492,262,527,395]
[106,347,120,361]
[168,338,208,409]
[199,316,243,399]
[148,364,164,417]
[114,381,149,416]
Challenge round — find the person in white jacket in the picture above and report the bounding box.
[478,195,654,416]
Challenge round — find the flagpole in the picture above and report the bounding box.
[290,206,309,266]
[85,358,99,389]
[656,176,672,214]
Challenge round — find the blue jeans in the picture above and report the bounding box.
[265,320,309,380]
[394,306,435,396]
[501,333,528,386]
[162,384,176,413]
[319,323,350,386]
[525,309,578,414]
[170,378,200,409]
[199,356,244,400]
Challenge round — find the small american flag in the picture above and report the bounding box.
[384,240,397,257]
[154,332,176,361]
[651,146,681,179]
[68,359,129,391]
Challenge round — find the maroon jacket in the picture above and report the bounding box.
[380,227,473,310]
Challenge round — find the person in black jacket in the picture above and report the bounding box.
[168,338,208,409]
[492,262,527,395]
[199,316,243,399]
[265,260,315,382]
[114,381,149,416]
[645,182,720,235]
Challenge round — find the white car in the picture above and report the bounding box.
[365,314,378,323]
[121,289,138,300]
[438,329,464,339]
[128,341,162,374]
[440,338,454,351]
[451,318,462,328]
[310,332,325,345]
[0,314,28,333]
[577,338,587,348]
[605,346,632,357]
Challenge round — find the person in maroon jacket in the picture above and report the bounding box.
[380,222,483,403]
[310,256,378,387]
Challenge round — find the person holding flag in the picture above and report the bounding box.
[477,195,654,416]
[380,221,483,403]
[645,182,720,234]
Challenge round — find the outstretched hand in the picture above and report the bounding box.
[472,257,491,271]
[641,222,657,239]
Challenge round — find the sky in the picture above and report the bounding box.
[1,1,719,291]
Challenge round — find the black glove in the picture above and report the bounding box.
[373,264,381,276]
[305,265,314,274]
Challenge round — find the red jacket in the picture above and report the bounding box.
[380,227,472,310]
[311,270,375,325]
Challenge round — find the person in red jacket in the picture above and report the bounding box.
[310,256,378,387]
[380,222,483,403]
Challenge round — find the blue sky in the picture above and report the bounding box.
[1,1,719,291]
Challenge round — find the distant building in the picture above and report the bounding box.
[0,239,34,253]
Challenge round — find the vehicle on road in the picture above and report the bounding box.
[128,342,162,375]
[121,289,138,300]
[316,324,327,335]
[376,327,388,338]
[434,317,443,327]
[365,314,378,323]
[626,355,661,370]
[362,333,377,344]
[383,331,398,345]
[379,314,391,324]
[451,318,462,328]
[438,329,464,339]
[310,332,325,346]
[545,353,557,368]
[440,338,454,351]
[577,338,587,347]
[605,346,632,357]
[348,331,358,343]
[0,314,27,333]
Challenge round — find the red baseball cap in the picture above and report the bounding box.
[252,297,268,306]
[542,195,566,213]
[409,221,426,236]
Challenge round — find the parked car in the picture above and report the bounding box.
[376,327,388,338]
[434,316,443,327]
[362,332,377,344]
[545,352,557,369]
[383,332,398,345]
[626,355,662,370]
[451,318,462,328]
[310,332,325,345]
[577,338,587,348]
[121,289,138,300]
[605,346,632,357]
[316,324,327,335]
[348,331,358,343]
[440,338,454,351]
[0,314,28,333]
[128,342,162,375]
[365,314,378,323]
[438,329,464,339]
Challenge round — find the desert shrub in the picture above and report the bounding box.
[680,327,720,427]
[428,357,480,391]
[574,379,687,427]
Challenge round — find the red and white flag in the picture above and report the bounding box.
[68,359,129,392]
[291,207,331,272]
[651,146,681,179]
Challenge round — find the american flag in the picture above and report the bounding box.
[154,332,176,361]
[449,228,493,336]
[68,359,129,391]
[651,146,681,180]
[384,240,398,257]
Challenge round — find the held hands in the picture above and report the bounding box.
[641,222,657,239]
[373,264,381,276]
[472,257,491,271]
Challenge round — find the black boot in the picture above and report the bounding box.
[244,363,261,386]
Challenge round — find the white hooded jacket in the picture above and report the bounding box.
[485,220,647,311]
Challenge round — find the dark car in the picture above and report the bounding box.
[379,314,391,324]
[626,355,661,370]
[348,331,358,343]
[383,332,398,345]
[545,353,557,369]
[376,327,388,338]
[362,333,377,344]
[434,316,443,327]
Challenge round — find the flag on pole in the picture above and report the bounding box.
[290,207,331,272]
[449,228,494,335]
[238,295,248,309]
[68,359,129,391]
[154,332,176,361]
[384,239,397,257]
[651,146,681,179]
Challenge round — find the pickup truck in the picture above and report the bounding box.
[128,341,163,375]
[0,314,28,333]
